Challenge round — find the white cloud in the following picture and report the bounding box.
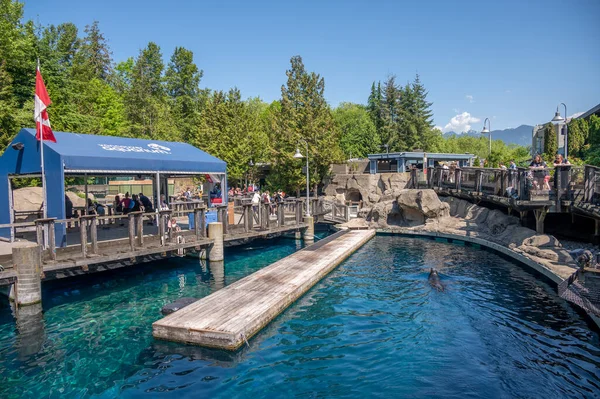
[465,94,474,103]
[443,112,481,133]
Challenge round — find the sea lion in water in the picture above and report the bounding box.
[428,268,444,291]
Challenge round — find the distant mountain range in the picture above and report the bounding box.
[444,124,533,147]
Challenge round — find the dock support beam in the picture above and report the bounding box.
[303,216,314,244]
[533,207,548,234]
[208,222,224,261]
[13,243,42,306]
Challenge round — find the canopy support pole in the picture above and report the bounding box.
[155,172,160,226]
[8,177,14,242]
[84,173,89,216]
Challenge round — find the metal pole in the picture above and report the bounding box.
[155,172,160,226]
[84,173,88,215]
[305,141,310,217]
[562,103,568,160]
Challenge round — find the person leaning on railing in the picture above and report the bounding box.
[553,153,571,191]
[529,154,550,191]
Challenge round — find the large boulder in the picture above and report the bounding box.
[360,189,449,228]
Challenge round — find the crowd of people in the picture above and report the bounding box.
[433,153,572,195]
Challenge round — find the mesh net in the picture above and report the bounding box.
[558,268,600,317]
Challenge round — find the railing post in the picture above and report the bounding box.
[135,211,144,247]
[80,217,88,258]
[82,215,99,255]
[243,203,253,232]
[194,207,205,239]
[555,166,562,212]
[216,205,228,235]
[261,202,269,230]
[500,170,507,196]
[519,169,527,200]
[475,170,482,193]
[47,220,56,260]
[158,210,166,246]
[34,218,56,262]
[455,169,462,191]
[277,203,285,227]
[128,213,136,251]
[200,207,206,238]
[295,200,301,225]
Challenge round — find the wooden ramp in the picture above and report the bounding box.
[152,229,376,350]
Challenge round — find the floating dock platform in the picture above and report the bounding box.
[152,229,376,350]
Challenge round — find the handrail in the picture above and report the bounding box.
[427,164,596,204]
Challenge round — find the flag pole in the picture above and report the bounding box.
[38,59,47,219]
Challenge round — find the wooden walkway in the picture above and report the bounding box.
[152,229,376,350]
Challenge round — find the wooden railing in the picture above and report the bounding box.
[426,165,597,205]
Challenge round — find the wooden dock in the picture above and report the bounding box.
[152,229,376,350]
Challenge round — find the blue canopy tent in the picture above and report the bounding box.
[0,128,227,246]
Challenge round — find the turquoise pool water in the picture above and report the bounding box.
[1,235,599,398]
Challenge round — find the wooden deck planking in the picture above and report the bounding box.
[152,229,376,350]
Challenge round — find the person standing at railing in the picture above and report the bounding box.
[529,155,550,191]
[553,153,571,192]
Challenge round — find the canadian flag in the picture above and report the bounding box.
[34,67,57,143]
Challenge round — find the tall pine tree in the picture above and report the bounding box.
[165,47,202,142]
[270,55,341,194]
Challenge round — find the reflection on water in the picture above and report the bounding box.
[209,260,225,290]
[15,303,45,359]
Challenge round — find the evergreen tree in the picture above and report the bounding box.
[0,61,18,151]
[543,122,558,162]
[127,42,174,139]
[367,81,384,138]
[0,0,37,108]
[567,118,588,160]
[411,74,435,150]
[165,47,202,142]
[381,75,402,149]
[270,55,341,194]
[73,21,112,82]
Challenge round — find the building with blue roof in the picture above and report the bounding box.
[0,128,227,246]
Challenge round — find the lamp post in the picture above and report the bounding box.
[293,139,310,217]
[481,118,491,159]
[551,103,568,160]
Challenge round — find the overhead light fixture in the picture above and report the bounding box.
[293,148,304,159]
[551,107,565,123]
[11,142,24,151]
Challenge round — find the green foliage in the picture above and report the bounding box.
[436,134,530,166]
[165,47,203,142]
[585,115,600,166]
[542,122,558,162]
[269,56,342,193]
[333,102,380,158]
[567,118,588,159]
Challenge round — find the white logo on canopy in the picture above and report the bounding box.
[98,143,172,154]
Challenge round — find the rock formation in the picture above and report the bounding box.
[323,172,410,206]
[340,189,578,280]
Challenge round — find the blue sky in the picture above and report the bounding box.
[23,0,600,132]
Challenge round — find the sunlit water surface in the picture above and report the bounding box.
[1,234,599,398]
